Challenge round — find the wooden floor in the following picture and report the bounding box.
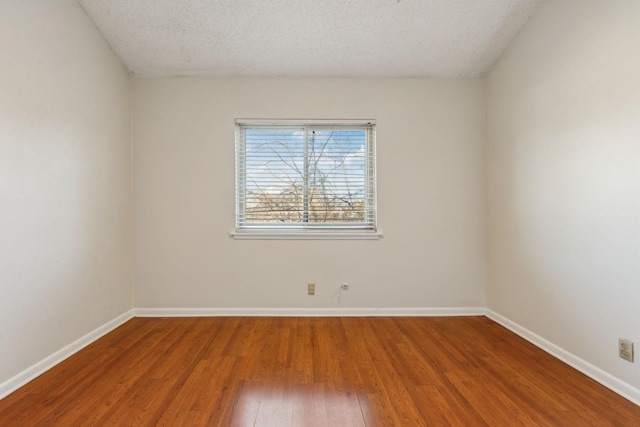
[1,317,639,426]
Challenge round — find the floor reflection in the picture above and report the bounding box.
[229,381,372,426]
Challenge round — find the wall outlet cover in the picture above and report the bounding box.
[619,339,634,363]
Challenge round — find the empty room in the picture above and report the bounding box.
[1,0,639,425]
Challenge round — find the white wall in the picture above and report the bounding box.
[133,77,486,310]
[486,0,640,391]
[0,0,132,385]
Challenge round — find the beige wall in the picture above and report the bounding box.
[486,0,640,390]
[133,77,486,309]
[0,0,132,385]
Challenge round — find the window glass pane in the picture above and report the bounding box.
[245,128,305,223]
[236,122,375,231]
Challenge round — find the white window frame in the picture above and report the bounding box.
[231,119,381,240]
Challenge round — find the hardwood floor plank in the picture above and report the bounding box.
[291,318,314,385]
[1,316,639,426]
[253,382,293,427]
[324,385,366,427]
[226,379,265,427]
[290,383,327,427]
[358,318,426,425]
[410,384,468,427]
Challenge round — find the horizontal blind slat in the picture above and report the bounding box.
[236,122,376,231]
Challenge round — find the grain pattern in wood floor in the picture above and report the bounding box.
[0,316,639,426]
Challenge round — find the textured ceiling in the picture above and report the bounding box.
[79,0,540,78]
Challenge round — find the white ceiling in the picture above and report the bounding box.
[79,0,541,78]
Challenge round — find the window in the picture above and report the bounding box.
[233,119,378,239]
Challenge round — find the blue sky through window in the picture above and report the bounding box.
[243,127,367,224]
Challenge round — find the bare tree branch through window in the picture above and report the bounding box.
[236,122,376,231]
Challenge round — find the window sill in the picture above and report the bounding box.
[230,230,383,240]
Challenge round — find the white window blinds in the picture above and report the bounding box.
[235,120,376,231]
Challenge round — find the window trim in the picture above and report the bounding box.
[232,119,379,240]
[229,230,383,240]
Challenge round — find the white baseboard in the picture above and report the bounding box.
[0,310,135,401]
[486,310,640,407]
[134,306,486,317]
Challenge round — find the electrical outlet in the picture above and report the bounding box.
[307,283,315,296]
[619,339,634,363]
